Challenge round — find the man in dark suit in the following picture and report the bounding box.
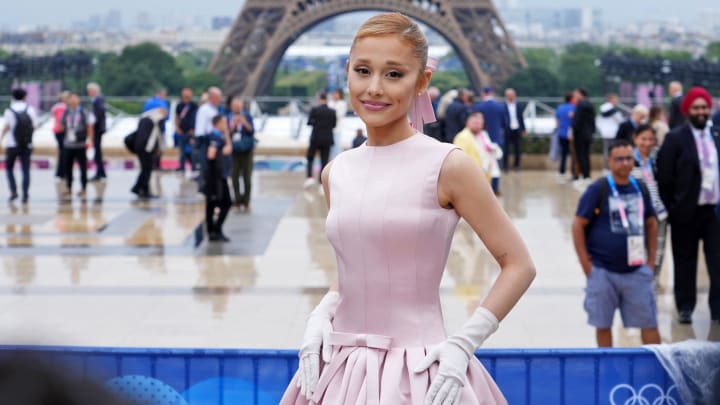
[667,81,685,130]
[474,87,508,193]
[571,88,596,182]
[657,86,720,325]
[615,104,648,143]
[305,92,336,188]
[86,83,106,181]
[712,100,720,129]
[443,88,472,143]
[502,88,526,171]
[474,87,508,149]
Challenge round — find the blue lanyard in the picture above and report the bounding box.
[606,175,644,233]
[67,107,82,130]
[633,149,652,170]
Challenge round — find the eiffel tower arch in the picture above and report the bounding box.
[211,0,526,97]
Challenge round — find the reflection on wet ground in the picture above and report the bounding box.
[0,168,716,348]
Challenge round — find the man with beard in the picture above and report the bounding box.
[657,87,720,325]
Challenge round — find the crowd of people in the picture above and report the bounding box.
[1,84,257,243]
[412,80,720,348]
[570,86,720,347]
[126,85,256,243]
[1,45,719,344]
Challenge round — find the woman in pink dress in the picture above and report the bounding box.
[281,13,536,405]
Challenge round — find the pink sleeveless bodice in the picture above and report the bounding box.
[326,133,459,347]
[281,133,506,405]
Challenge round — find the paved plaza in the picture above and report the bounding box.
[0,165,717,349]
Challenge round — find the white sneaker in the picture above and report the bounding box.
[556,174,566,184]
[303,178,316,188]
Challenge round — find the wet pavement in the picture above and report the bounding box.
[0,166,716,349]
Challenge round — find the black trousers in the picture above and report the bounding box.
[64,148,87,191]
[205,179,232,235]
[558,138,570,175]
[93,132,106,178]
[670,205,720,318]
[574,135,592,179]
[307,142,331,181]
[5,147,31,198]
[503,129,523,170]
[231,151,253,205]
[132,152,154,195]
[54,132,65,178]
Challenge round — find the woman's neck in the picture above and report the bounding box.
[637,148,650,160]
[365,118,416,147]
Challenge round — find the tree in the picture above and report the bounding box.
[184,71,223,95]
[558,51,605,96]
[429,71,471,93]
[521,47,560,72]
[102,61,158,96]
[565,42,605,58]
[176,50,216,75]
[504,67,560,97]
[96,42,183,96]
[707,41,720,62]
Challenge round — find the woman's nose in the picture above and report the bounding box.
[366,75,383,96]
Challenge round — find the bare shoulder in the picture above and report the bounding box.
[321,160,334,185]
[437,148,487,208]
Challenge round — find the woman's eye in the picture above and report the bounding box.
[354,67,370,75]
[387,71,403,79]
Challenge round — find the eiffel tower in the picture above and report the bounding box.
[211,0,526,97]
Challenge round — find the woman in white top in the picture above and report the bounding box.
[649,105,670,147]
[632,124,668,278]
[470,112,503,195]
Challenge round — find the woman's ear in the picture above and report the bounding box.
[345,60,350,74]
[416,70,432,95]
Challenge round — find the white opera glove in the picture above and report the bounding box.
[296,291,340,400]
[414,307,499,405]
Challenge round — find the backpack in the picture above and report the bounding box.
[11,108,34,149]
[124,130,137,154]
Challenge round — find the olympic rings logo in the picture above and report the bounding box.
[609,383,679,405]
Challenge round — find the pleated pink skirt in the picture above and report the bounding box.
[280,332,507,405]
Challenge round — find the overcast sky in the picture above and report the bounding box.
[1,0,716,29]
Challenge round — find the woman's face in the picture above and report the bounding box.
[347,35,429,130]
[634,129,655,156]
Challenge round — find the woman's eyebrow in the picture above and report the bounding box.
[352,58,408,68]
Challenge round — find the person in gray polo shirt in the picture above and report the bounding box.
[572,139,660,347]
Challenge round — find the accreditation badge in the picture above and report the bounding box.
[627,235,646,266]
[702,166,716,191]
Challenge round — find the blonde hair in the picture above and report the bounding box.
[351,12,428,72]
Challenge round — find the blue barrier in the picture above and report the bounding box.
[0,346,679,404]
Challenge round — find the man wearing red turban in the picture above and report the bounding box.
[657,86,720,325]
